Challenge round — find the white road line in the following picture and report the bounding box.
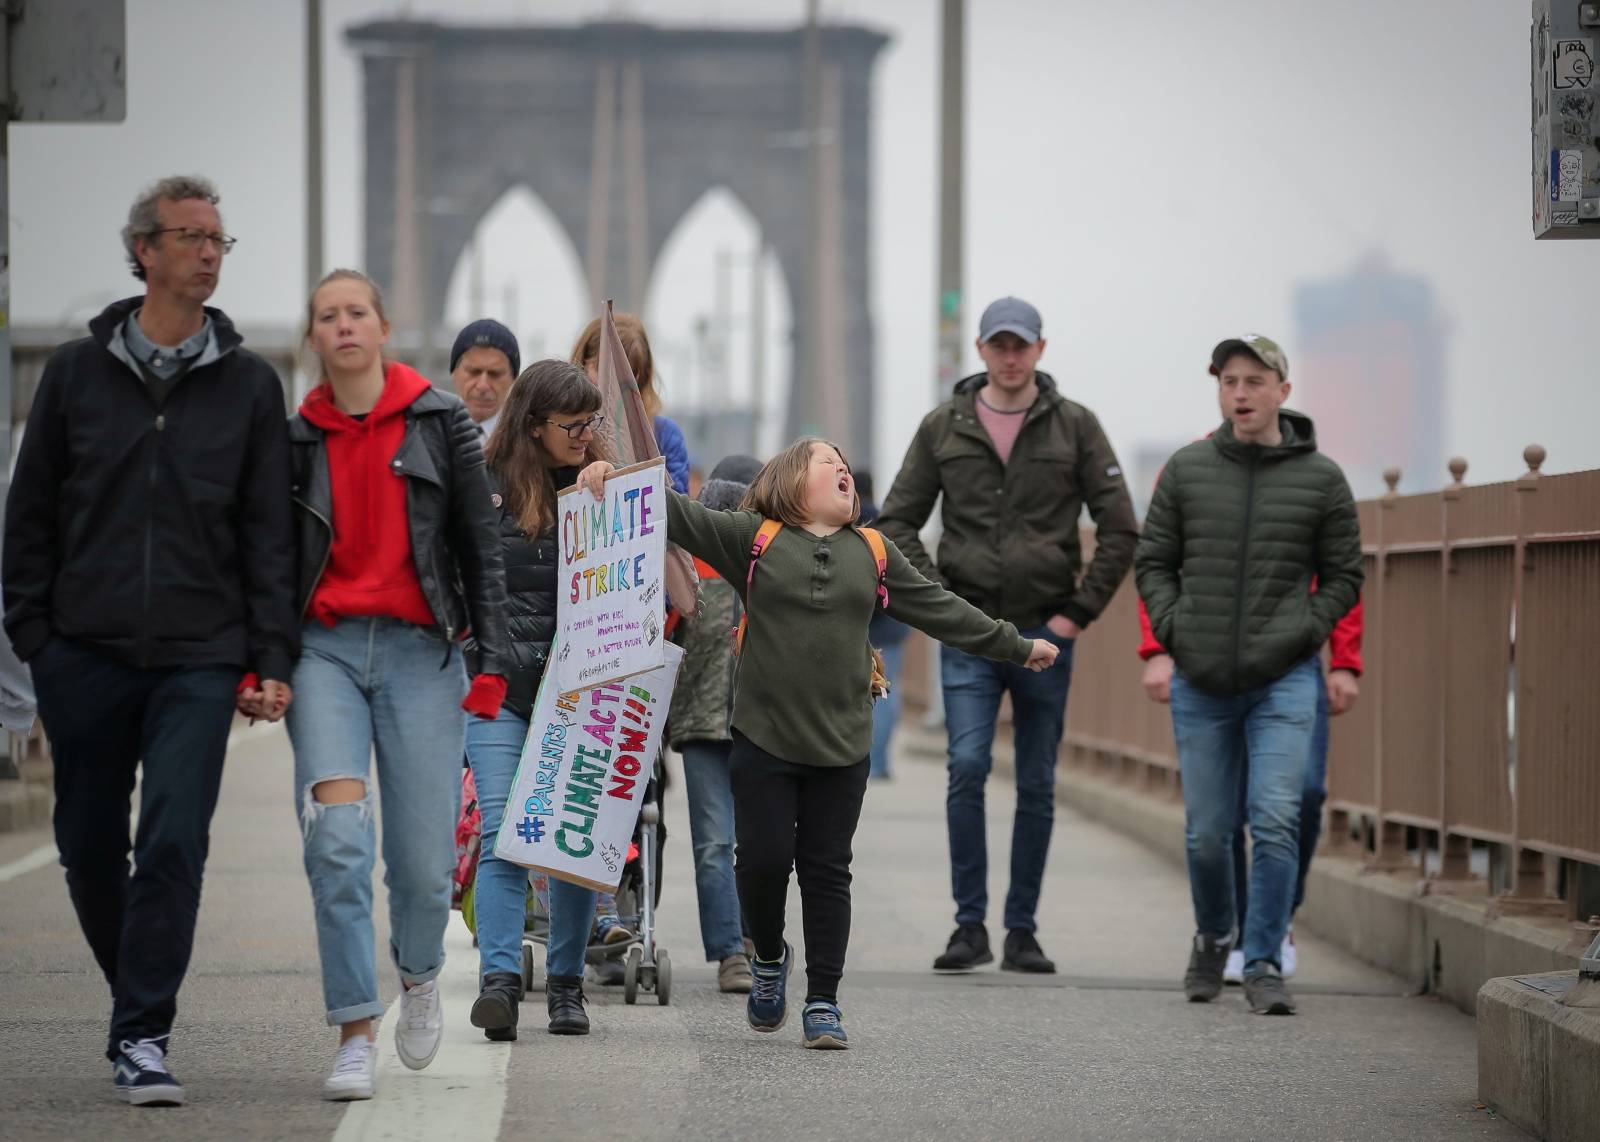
[333,917,510,1142]
[0,721,280,886]
[0,843,56,883]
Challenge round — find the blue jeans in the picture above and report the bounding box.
[869,639,907,779]
[1170,655,1320,973]
[941,626,1075,932]
[466,712,597,980]
[679,739,745,960]
[287,618,467,1025]
[1233,667,1330,933]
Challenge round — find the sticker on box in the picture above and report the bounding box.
[1554,39,1594,90]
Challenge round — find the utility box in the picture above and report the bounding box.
[1533,0,1600,238]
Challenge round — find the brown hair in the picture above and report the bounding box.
[303,268,389,380]
[485,359,612,536]
[740,436,861,527]
[569,312,662,420]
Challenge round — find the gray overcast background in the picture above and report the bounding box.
[12,0,1596,490]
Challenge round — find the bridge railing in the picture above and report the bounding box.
[901,445,1600,918]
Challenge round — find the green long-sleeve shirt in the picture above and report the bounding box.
[666,489,1032,766]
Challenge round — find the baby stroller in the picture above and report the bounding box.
[454,752,673,1006]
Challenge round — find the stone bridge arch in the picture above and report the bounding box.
[349,17,887,458]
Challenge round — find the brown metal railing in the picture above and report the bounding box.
[901,445,1600,916]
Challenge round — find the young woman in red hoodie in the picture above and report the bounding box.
[286,270,508,1101]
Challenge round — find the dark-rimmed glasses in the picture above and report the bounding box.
[540,414,604,439]
[147,227,238,254]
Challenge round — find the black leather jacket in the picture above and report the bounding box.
[463,468,575,719]
[288,386,508,672]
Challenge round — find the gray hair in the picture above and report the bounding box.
[121,175,221,282]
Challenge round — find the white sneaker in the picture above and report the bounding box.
[323,1035,376,1101]
[1280,929,1298,979]
[395,978,443,1071]
[1222,948,1245,985]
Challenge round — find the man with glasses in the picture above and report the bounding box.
[878,297,1138,975]
[3,175,297,1106]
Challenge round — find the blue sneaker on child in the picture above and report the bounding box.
[801,1000,849,1050]
[748,943,793,1031]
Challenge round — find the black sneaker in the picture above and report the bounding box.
[1183,931,1233,1003]
[546,974,591,1035]
[1001,929,1057,974]
[1243,966,1297,1015]
[470,972,522,1042]
[933,923,994,973]
[112,1037,185,1107]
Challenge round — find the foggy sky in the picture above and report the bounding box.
[11,0,1595,492]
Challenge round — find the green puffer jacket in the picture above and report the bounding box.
[878,372,1138,630]
[1134,411,1363,696]
[667,570,741,747]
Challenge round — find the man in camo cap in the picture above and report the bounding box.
[1134,333,1363,1016]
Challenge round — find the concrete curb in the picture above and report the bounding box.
[1476,973,1600,1142]
[897,721,1582,1012]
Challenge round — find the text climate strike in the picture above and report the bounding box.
[561,480,657,604]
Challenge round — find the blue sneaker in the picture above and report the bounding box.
[801,1000,849,1050]
[113,1037,186,1106]
[747,943,793,1031]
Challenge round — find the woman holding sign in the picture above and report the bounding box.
[577,438,1059,1050]
[288,270,508,1100]
[465,360,616,1043]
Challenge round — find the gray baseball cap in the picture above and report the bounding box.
[978,296,1042,344]
[1209,333,1289,379]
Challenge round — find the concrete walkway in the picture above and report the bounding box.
[0,724,1524,1140]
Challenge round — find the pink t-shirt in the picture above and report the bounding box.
[974,393,1029,464]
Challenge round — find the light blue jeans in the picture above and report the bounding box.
[679,739,744,961]
[287,618,467,1025]
[1170,655,1319,973]
[869,639,907,779]
[466,712,597,979]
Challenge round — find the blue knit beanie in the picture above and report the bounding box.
[449,318,520,377]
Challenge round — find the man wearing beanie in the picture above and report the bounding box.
[668,454,763,993]
[449,319,520,438]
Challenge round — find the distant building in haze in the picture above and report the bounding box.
[1291,256,1449,499]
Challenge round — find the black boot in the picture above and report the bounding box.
[470,972,522,1042]
[546,974,591,1035]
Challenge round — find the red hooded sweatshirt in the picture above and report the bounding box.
[299,362,437,629]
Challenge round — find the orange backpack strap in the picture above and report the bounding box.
[858,526,890,611]
[734,519,784,653]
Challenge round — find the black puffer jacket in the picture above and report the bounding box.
[463,468,577,719]
[1134,411,1363,696]
[289,383,508,672]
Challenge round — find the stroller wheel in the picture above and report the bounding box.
[520,942,534,998]
[656,950,672,1006]
[623,945,642,1005]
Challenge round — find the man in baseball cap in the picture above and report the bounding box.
[1135,329,1363,1016]
[450,318,520,439]
[878,295,1138,976]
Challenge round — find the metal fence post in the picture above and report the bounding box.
[1368,469,1410,870]
[1434,456,1478,886]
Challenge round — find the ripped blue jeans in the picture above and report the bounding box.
[287,617,467,1025]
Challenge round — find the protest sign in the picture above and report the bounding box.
[554,456,667,693]
[493,641,683,892]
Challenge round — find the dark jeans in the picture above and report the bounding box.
[1234,668,1330,933]
[729,729,869,1003]
[32,637,239,1059]
[940,628,1075,932]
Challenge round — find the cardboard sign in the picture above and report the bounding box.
[554,457,667,693]
[493,641,683,891]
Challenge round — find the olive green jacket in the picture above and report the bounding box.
[1134,411,1364,696]
[877,372,1138,630]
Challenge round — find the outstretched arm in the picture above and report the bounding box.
[881,538,1040,667]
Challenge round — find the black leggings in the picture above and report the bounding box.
[730,729,870,1003]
